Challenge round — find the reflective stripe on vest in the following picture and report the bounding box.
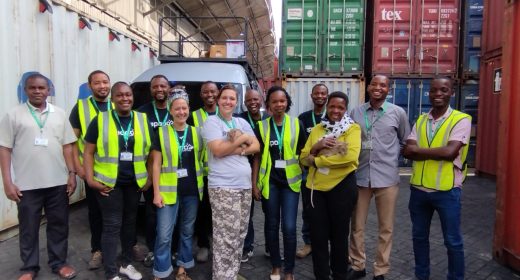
[258,114,302,199]
[93,111,151,188]
[191,109,209,175]
[158,125,204,205]
[77,97,98,163]
[410,110,471,190]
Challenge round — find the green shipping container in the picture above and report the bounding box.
[281,0,365,76]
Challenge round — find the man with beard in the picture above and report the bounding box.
[348,75,410,280]
[237,88,268,262]
[187,81,219,262]
[69,70,112,270]
[296,83,329,259]
[137,75,174,266]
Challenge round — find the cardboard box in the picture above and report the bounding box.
[209,45,226,58]
[226,40,245,58]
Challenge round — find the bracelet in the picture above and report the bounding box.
[68,170,77,175]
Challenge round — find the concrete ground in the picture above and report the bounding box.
[1,176,519,280]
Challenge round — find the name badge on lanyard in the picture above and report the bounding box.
[361,140,373,150]
[120,152,133,161]
[177,169,188,178]
[275,160,287,169]
[34,136,49,147]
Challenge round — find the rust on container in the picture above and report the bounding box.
[371,0,461,76]
[493,0,520,270]
[481,0,504,58]
[475,56,500,176]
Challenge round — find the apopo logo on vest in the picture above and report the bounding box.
[269,140,279,147]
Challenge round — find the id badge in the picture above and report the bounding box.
[120,152,133,161]
[275,160,287,168]
[318,167,330,175]
[34,136,49,147]
[177,169,188,178]
[361,140,372,150]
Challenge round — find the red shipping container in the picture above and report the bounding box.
[372,0,460,76]
[476,56,500,176]
[481,0,504,58]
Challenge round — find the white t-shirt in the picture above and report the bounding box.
[0,102,77,190]
[202,115,254,189]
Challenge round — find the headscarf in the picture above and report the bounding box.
[168,88,189,104]
[320,113,355,138]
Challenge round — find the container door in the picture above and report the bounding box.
[387,79,415,125]
[322,0,364,73]
[415,0,461,75]
[282,0,321,74]
[463,0,484,76]
[372,0,414,75]
[460,81,479,126]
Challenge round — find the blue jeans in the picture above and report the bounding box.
[263,181,300,273]
[153,203,179,278]
[408,187,464,280]
[176,195,199,269]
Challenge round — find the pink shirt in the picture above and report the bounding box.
[408,108,471,188]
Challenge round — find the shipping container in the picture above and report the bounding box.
[481,0,504,58]
[385,78,458,125]
[475,56,500,176]
[280,0,365,76]
[461,0,484,76]
[460,80,479,126]
[371,0,461,76]
[0,0,157,238]
[283,77,365,117]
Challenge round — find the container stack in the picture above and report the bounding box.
[279,0,367,115]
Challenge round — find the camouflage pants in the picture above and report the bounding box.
[209,187,252,280]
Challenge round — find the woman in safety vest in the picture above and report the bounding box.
[252,86,306,280]
[299,91,361,280]
[150,90,204,280]
[201,84,260,280]
[83,82,152,280]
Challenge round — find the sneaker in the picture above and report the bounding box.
[196,247,209,262]
[88,251,102,270]
[296,244,312,258]
[143,252,154,267]
[119,264,142,280]
[109,277,122,280]
[175,272,192,280]
[132,244,147,262]
[241,249,254,263]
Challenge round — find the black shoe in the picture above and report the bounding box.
[373,275,385,280]
[347,268,366,280]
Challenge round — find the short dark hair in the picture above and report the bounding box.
[201,81,218,90]
[431,76,454,87]
[218,84,239,99]
[25,73,50,88]
[327,91,349,106]
[266,85,292,112]
[150,74,169,85]
[311,83,329,94]
[111,81,130,94]
[88,70,110,84]
[370,75,391,85]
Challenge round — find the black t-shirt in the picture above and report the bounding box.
[152,126,199,197]
[298,109,324,138]
[69,99,110,132]
[137,102,173,132]
[254,117,307,186]
[85,111,152,185]
[186,109,216,127]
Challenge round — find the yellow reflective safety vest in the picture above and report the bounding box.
[157,125,204,205]
[410,110,471,190]
[258,114,302,199]
[77,97,112,163]
[191,108,209,175]
[93,111,151,188]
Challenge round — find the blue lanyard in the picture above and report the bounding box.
[173,126,189,168]
[113,111,133,149]
[363,102,387,134]
[247,112,258,129]
[91,98,111,112]
[153,101,169,126]
[27,103,49,133]
[218,113,236,129]
[311,109,325,126]
[272,116,286,159]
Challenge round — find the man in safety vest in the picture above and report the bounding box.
[68,70,111,270]
[136,74,174,266]
[83,82,153,280]
[186,81,219,262]
[296,83,328,259]
[403,77,471,280]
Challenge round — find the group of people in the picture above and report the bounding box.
[0,71,470,280]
